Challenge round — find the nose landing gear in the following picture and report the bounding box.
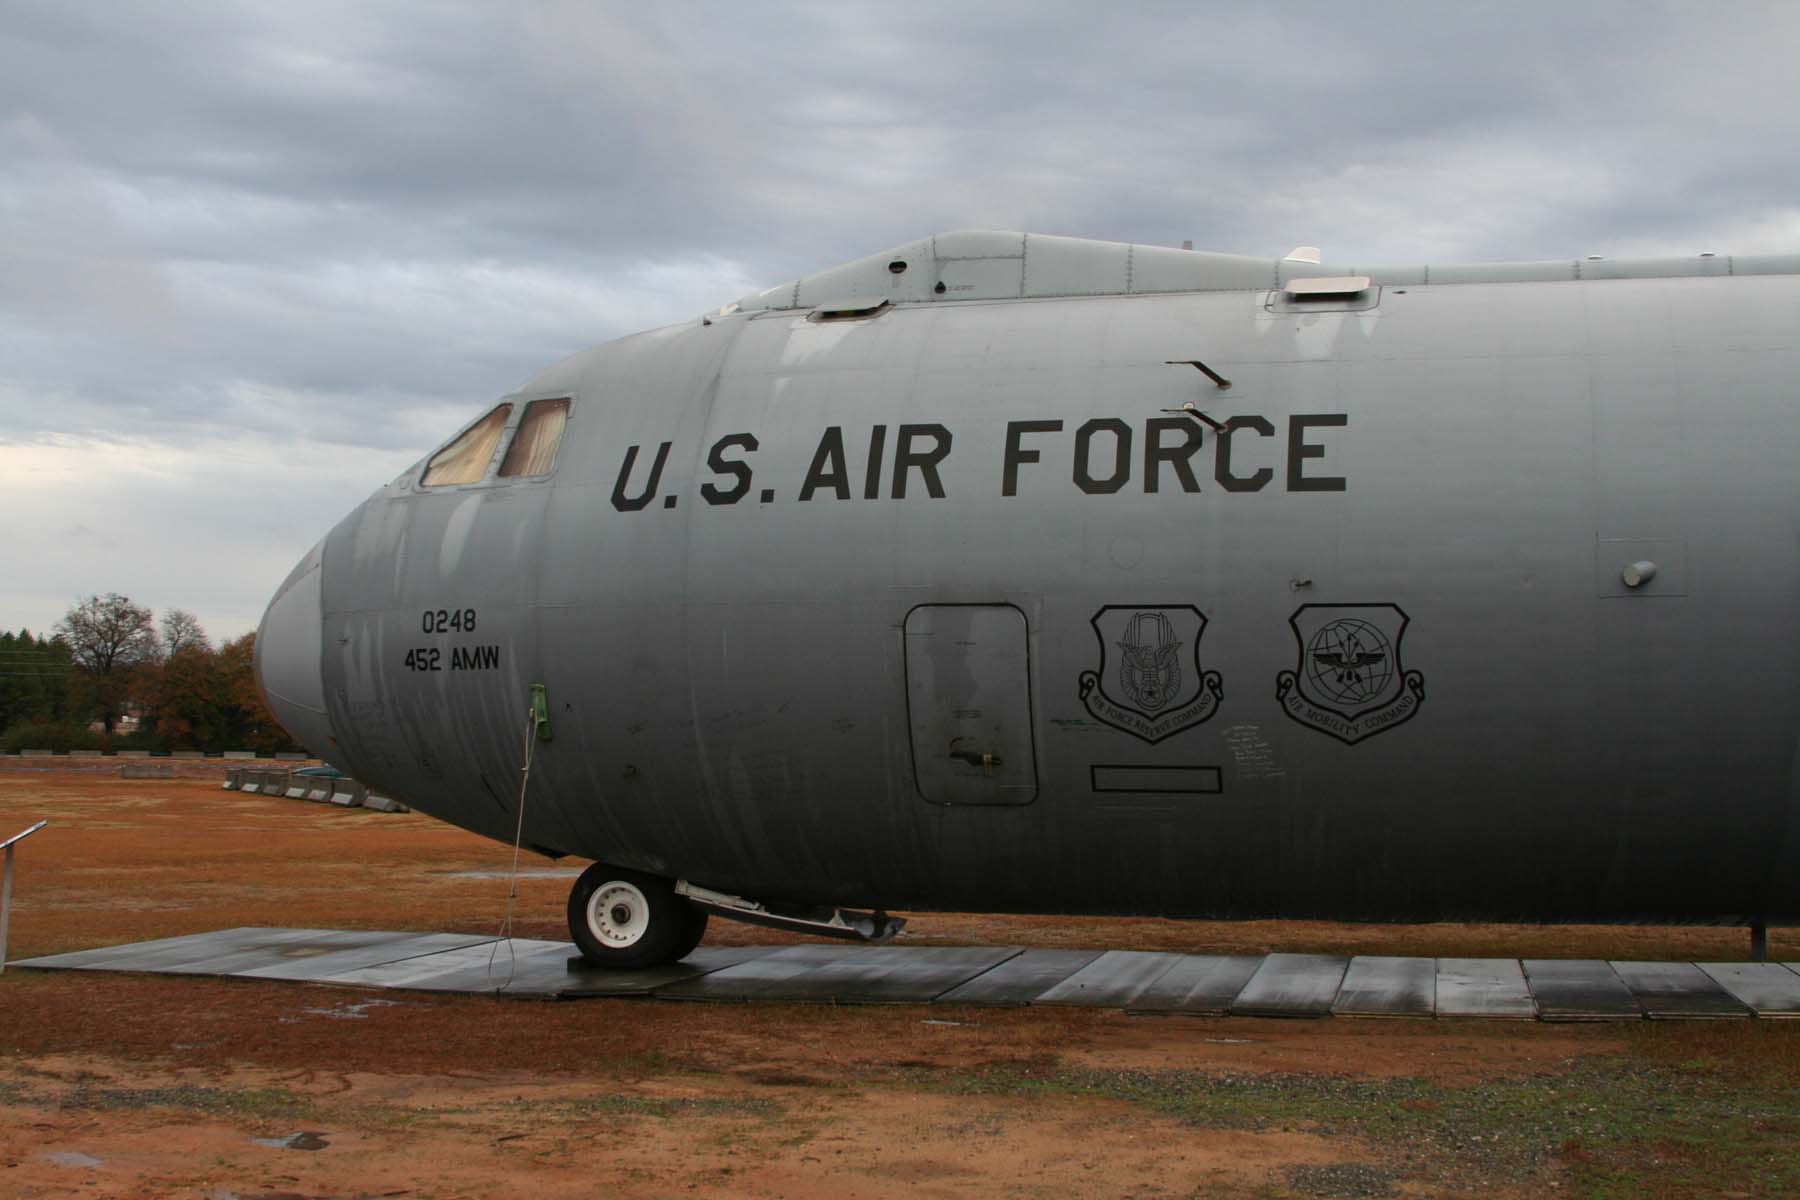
[567,862,708,968]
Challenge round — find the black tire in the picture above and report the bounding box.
[567,862,708,968]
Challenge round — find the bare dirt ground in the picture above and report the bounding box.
[1,762,1796,1199]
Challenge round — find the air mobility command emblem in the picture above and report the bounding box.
[1276,604,1426,745]
[1078,606,1223,743]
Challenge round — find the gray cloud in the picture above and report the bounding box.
[2,0,1799,635]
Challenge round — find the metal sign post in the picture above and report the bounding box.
[0,820,48,974]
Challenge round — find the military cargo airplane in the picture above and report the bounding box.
[255,230,1800,966]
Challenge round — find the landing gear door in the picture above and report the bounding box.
[904,604,1039,806]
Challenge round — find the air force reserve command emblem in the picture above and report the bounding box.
[1077,605,1223,743]
[1276,604,1426,745]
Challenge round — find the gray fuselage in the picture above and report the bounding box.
[257,237,1800,924]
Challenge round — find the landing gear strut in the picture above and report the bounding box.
[567,862,708,968]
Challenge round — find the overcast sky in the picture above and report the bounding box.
[4,1,1798,641]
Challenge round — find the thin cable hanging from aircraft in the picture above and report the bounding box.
[485,699,540,992]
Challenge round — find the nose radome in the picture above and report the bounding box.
[255,538,335,759]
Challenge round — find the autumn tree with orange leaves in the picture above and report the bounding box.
[4,598,298,753]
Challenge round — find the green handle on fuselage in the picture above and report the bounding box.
[530,683,552,743]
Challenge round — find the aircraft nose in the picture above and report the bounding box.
[254,538,335,759]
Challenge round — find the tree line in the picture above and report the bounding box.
[0,593,298,753]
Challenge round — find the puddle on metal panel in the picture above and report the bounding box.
[251,1131,330,1151]
[292,998,404,1021]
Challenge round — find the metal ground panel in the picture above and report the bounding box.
[316,939,543,992]
[239,933,519,983]
[166,929,411,976]
[682,946,1022,1005]
[932,949,1104,1007]
[18,928,389,976]
[1610,961,1749,1019]
[556,946,778,998]
[677,945,899,1004]
[1231,954,1350,1017]
[768,946,1023,1005]
[13,927,281,972]
[310,940,763,997]
[15,930,1797,1020]
[304,942,508,990]
[1697,963,1800,1017]
[1522,960,1641,1020]
[1434,958,1537,1019]
[652,944,864,1002]
[1126,955,1264,1015]
[382,938,579,994]
[1332,956,1436,1018]
[1031,950,1183,1008]
[327,942,774,997]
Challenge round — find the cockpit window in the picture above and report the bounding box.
[421,404,512,487]
[499,398,570,478]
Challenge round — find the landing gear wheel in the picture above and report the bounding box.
[567,862,708,968]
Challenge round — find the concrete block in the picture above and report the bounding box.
[275,752,308,761]
[222,769,242,790]
[122,763,178,780]
[330,782,366,808]
[285,782,308,799]
[171,750,206,760]
[69,749,104,759]
[222,750,256,760]
[115,750,151,759]
[20,749,53,758]
[362,792,409,813]
[304,780,333,802]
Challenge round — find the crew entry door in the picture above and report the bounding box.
[904,604,1039,805]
